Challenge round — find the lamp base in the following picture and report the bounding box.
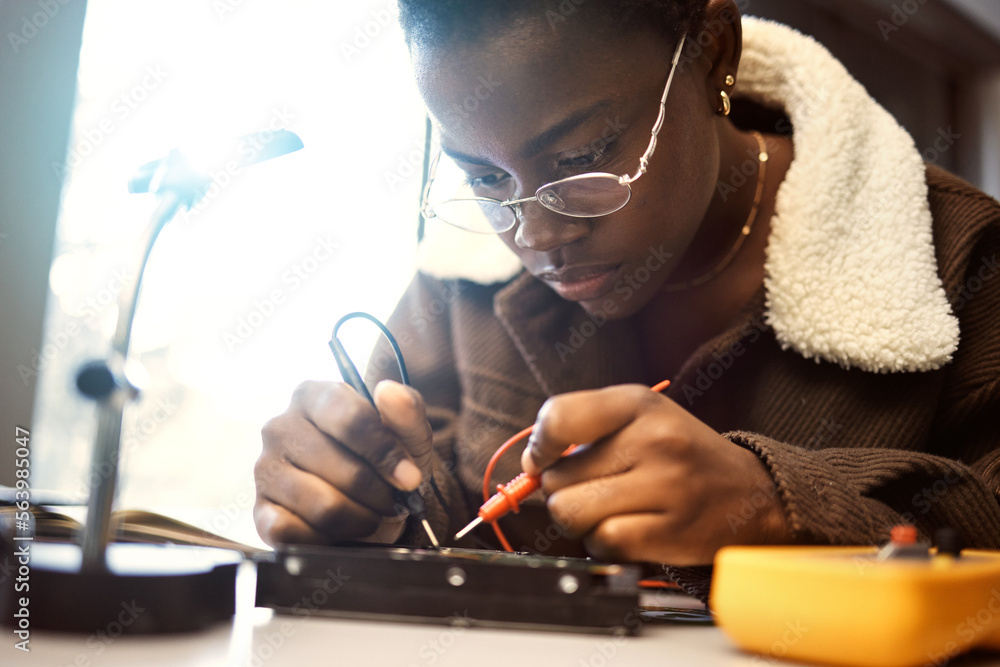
[2,541,240,634]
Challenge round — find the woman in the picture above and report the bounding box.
[253,0,1000,599]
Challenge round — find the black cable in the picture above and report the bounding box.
[332,312,409,389]
[331,312,485,547]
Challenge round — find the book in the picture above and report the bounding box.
[0,501,266,556]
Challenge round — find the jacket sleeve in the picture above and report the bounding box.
[739,200,1000,550]
[666,433,1000,604]
[363,272,475,546]
[667,172,1000,603]
[727,432,1000,550]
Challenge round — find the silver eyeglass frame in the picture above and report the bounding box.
[420,33,687,234]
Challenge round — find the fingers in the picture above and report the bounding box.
[373,380,434,478]
[273,419,395,516]
[293,380,422,491]
[253,500,330,547]
[538,438,639,496]
[583,514,709,564]
[254,379,438,547]
[255,455,384,539]
[522,384,662,476]
[544,470,676,540]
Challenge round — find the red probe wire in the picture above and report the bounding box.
[458,380,672,552]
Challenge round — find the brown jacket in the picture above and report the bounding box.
[367,164,1000,599]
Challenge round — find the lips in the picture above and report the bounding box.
[538,263,622,302]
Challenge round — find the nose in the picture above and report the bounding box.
[512,202,591,252]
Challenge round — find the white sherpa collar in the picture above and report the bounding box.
[416,16,959,373]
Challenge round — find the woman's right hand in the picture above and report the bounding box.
[253,379,434,546]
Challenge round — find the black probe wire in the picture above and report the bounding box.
[330,312,490,549]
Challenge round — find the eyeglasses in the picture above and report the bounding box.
[420,34,686,235]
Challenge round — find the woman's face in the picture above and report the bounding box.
[414,16,721,320]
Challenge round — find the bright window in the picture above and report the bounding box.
[32,0,426,546]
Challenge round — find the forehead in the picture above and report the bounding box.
[411,18,673,164]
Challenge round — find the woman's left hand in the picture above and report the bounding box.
[521,384,789,565]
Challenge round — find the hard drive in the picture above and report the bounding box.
[254,544,643,635]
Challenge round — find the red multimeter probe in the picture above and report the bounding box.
[455,381,672,550]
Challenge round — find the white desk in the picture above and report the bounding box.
[3,616,757,667]
[11,562,1000,667]
[1,561,798,667]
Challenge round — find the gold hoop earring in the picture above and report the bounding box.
[718,90,731,116]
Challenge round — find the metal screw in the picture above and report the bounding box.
[558,573,579,594]
[285,556,304,576]
[446,566,467,587]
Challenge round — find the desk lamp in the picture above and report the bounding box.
[3,130,302,633]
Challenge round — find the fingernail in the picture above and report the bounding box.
[521,440,538,473]
[375,380,416,410]
[393,459,422,490]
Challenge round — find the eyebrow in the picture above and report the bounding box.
[440,98,617,167]
[517,98,615,160]
[440,145,494,167]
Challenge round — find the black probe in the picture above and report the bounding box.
[329,313,439,548]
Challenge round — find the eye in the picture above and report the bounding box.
[557,142,613,171]
[466,172,510,191]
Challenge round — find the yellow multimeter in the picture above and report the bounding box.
[711,541,1000,667]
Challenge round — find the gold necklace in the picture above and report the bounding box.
[662,130,768,292]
